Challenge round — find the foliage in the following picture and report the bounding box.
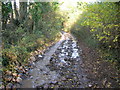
[2,46,29,66]
[71,2,120,64]
[2,2,12,29]
[2,2,64,87]
[2,2,120,87]
[2,26,26,46]
[2,2,63,68]
[2,2,12,16]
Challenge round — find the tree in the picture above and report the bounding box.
[19,2,27,23]
[2,2,12,29]
[13,0,19,21]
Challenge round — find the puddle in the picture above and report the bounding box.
[20,32,67,88]
[20,32,90,88]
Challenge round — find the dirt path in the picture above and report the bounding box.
[20,32,92,88]
[76,37,120,88]
[21,32,66,88]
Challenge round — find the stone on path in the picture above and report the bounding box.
[20,32,90,88]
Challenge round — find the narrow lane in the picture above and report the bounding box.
[21,32,67,88]
[21,32,91,88]
[45,36,90,88]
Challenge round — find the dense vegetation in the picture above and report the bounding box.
[71,2,120,67]
[1,1,120,88]
[1,2,63,87]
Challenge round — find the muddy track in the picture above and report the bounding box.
[21,32,92,88]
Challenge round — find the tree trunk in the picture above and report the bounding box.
[14,1,19,21]
[19,2,27,23]
[0,2,2,30]
[10,10,14,23]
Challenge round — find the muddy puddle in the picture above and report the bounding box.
[20,32,92,88]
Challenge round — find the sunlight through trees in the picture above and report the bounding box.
[1,1,120,88]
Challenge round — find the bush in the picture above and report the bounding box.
[71,2,120,64]
[2,46,30,67]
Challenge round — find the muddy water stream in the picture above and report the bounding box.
[21,33,67,88]
[21,32,91,88]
